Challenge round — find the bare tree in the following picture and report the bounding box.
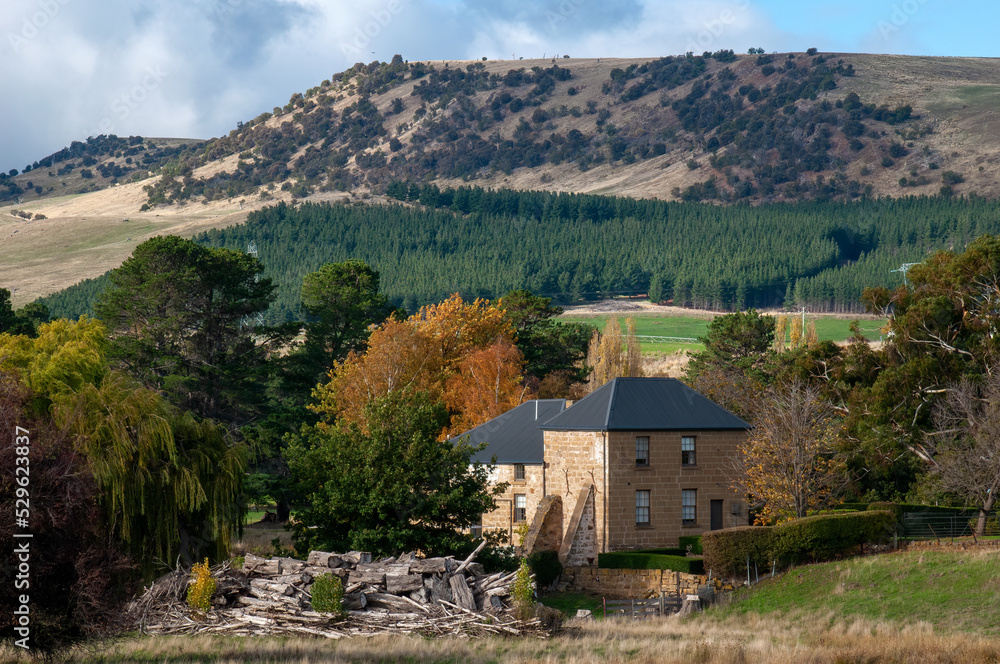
[731,380,845,521]
[931,372,1000,536]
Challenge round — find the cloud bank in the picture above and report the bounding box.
[0,0,824,172]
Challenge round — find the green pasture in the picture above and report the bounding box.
[560,313,887,354]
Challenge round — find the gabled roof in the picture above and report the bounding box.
[540,377,750,431]
[461,399,567,465]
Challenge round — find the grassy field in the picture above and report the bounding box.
[561,313,888,354]
[9,546,1000,663]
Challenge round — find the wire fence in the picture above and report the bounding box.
[901,511,996,540]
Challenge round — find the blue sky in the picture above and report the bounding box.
[1,0,997,174]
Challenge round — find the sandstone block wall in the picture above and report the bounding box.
[480,462,544,541]
[543,430,607,553]
[560,566,735,599]
[605,429,747,550]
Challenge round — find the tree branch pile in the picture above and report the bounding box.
[128,548,541,638]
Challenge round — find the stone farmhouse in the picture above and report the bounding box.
[461,377,751,566]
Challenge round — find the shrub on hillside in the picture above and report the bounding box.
[703,512,896,579]
[702,526,775,579]
[772,511,895,564]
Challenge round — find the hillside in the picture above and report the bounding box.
[6,52,1000,306]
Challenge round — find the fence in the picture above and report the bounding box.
[602,592,683,619]
[901,511,996,540]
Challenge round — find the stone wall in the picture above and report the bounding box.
[605,429,747,550]
[522,495,563,556]
[543,430,607,553]
[481,462,544,541]
[560,566,735,599]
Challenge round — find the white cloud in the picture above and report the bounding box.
[0,0,791,173]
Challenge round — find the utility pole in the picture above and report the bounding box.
[891,263,919,287]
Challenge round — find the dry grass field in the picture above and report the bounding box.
[4,612,998,664]
[4,547,1000,663]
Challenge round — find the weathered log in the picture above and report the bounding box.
[273,572,311,585]
[304,566,350,581]
[348,569,385,586]
[449,574,477,612]
[342,592,367,611]
[365,592,419,612]
[386,573,424,594]
[430,576,453,604]
[453,539,487,576]
[307,551,345,568]
[236,593,302,609]
[342,551,372,565]
[243,553,280,576]
[275,557,306,573]
[249,579,296,596]
[408,557,450,574]
[409,586,431,604]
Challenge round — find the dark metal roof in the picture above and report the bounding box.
[462,400,567,464]
[540,377,750,431]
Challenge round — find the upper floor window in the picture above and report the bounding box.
[514,463,526,481]
[636,436,650,467]
[681,436,696,466]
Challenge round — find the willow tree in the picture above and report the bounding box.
[0,318,248,576]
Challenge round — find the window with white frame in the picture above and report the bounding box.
[682,489,697,524]
[636,490,650,525]
[681,436,696,466]
[635,436,650,466]
[514,494,527,523]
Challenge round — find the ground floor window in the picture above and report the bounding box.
[514,494,527,523]
[636,490,650,525]
[682,489,697,524]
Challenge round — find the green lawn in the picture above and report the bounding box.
[561,313,887,354]
[710,547,1000,635]
[538,591,606,618]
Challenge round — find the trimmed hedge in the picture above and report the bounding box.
[633,547,687,557]
[702,511,897,578]
[773,511,895,564]
[701,526,775,579]
[598,552,704,574]
[679,535,703,555]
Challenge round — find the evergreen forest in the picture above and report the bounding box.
[37,189,1000,322]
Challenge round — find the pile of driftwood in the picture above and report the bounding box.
[128,543,541,638]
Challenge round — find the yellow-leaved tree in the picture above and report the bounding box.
[586,315,643,392]
[730,380,845,522]
[313,293,528,436]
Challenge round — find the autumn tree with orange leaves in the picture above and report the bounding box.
[311,293,529,435]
